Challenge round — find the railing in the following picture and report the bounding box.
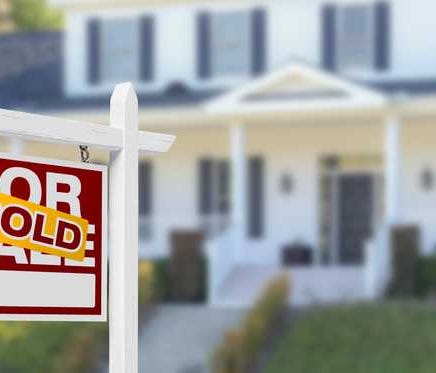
[364,225,392,299]
[206,227,237,305]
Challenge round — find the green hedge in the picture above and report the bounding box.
[151,257,208,303]
[138,260,156,310]
[211,274,290,373]
[415,255,436,297]
[389,226,419,297]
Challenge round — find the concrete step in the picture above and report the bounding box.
[213,265,366,307]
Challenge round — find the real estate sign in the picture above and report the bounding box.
[0,153,107,321]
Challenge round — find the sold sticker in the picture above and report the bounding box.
[0,193,88,261]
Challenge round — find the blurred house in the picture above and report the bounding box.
[0,0,435,306]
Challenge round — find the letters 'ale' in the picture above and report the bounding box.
[0,153,107,322]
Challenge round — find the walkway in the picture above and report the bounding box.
[138,305,245,373]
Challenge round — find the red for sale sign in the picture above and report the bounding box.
[0,153,107,321]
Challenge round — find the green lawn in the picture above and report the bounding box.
[266,303,436,373]
[0,322,107,373]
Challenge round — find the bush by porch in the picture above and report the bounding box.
[211,274,290,373]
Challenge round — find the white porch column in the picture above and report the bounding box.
[230,123,247,263]
[9,138,24,155]
[385,115,401,225]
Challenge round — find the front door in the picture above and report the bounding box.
[338,174,374,264]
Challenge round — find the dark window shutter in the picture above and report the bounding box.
[251,8,267,76]
[197,12,211,79]
[321,4,337,71]
[87,18,101,84]
[199,159,213,215]
[374,2,390,70]
[139,16,155,81]
[139,162,152,216]
[218,160,230,214]
[248,157,264,239]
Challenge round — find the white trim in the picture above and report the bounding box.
[0,107,175,153]
[205,62,387,115]
[385,115,401,224]
[230,123,247,262]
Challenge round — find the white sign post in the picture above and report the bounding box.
[0,82,175,373]
[109,83,139,372]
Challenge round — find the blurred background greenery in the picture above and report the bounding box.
[1,0,62,32]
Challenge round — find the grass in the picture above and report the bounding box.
[0,260,156,373]
[0,322,107,373]
[266,302,436,373]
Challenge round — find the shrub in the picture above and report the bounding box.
[152,258,171,302]
[389,225,420,297]
[138,260,155,309]
[151,256,208,303]
[415,255,436,298]
[212,329,245,373]
[211,274,290,373]
[169,232,206,302]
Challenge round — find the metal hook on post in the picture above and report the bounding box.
[79,145,90,163]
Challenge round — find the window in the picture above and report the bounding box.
[248,157,264,239]
[198,158,230,236]
[198,156,265,239]
[139,162,152,240]
[211,11,251,77]
[100,18,140,82]
[322,3,390,72]
[336,5,374,72]
[87,16,154,84]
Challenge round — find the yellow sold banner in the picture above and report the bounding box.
[0,193,88,261]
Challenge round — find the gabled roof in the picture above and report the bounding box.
[205,62,387,115]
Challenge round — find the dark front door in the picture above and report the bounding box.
[338,174,373,264]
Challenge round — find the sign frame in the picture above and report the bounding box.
[0,151,108,322]
[0,82,175,373]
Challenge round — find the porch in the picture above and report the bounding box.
[203,63,399,306]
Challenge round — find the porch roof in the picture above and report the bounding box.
[205,62,388,119]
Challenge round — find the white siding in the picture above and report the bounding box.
[137,123,384,262]
[401,121,436,255]
[64,0,436,97]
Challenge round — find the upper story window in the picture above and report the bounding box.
[100,18,140,82]
[322,2,390,73]
[337,5,374,72]
[197,8,267,80]
[87,16,154,85]
[212,12,251,77]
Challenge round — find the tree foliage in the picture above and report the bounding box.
[11,0,63,30]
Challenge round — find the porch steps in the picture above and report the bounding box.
[213,265,367,307]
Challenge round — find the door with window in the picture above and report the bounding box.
[319,155,382,265]
[338,174,374,264]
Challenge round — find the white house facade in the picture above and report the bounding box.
[1,0,436,305]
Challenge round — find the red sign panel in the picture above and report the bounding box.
[0,153,107,321]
